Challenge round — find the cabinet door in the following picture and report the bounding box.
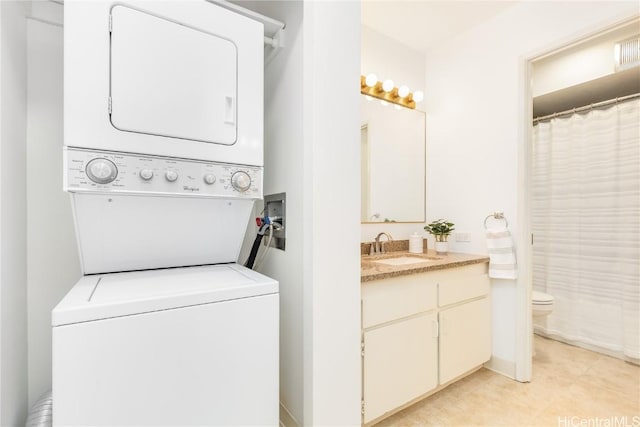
[363,312,438,424]
[362,275,437,329]
[439,297,491,385]
[439,268,490,307]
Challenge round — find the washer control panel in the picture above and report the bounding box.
[64,148,262,198]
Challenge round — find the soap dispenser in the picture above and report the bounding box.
[409,232,423,254]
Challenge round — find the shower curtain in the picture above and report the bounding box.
[532,97,640,362]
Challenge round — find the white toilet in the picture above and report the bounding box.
[532,290,554,317]
[532,290,554,356]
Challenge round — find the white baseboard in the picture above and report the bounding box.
[279,402,299,427]
[484,355,516,379]
[534,329,640,365]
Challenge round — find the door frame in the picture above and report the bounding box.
[516,13,640,382]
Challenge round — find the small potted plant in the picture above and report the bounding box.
[424,219,455,254]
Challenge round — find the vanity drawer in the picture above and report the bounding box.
[362,274,437,329]
[438,263,490,307]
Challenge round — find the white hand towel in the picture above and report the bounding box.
[486,227,517,279]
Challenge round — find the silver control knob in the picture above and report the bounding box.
[140,169,154,181]
[86,158,118,184]
[231,171,252,192]
[165,170,178,182]
[203,173,216,185]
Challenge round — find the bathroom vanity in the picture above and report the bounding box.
[360,251,490,425]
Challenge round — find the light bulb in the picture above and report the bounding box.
[365,73,378,87]
[382,79,394,92]
[380,100,389,106]
[398,85,410,98]
[394,105,402,110]
[365,95,374,101]
[413,90,424,102]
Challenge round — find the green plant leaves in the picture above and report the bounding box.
[423,218,455,240]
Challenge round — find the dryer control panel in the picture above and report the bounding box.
[64,148,262,199]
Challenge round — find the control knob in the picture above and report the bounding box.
[231,171,252,192]
[165,170,178,182]
[203,173,216,185]
[140,169,154,181]
[85,158,118,184]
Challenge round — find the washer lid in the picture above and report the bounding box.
[52,264,277,326]
[532,290,554,303]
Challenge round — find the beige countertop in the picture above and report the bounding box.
[361,250,489,283]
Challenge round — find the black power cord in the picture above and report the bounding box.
[245,223,270,269]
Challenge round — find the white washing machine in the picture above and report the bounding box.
[53,1,281,425]
[52,264,278,426]
[53,149,280,426]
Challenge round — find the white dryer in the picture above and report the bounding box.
[65,0,264,165]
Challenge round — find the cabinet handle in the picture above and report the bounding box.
[432,320,439,338]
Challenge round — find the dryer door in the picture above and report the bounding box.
[110,5,237,145]
[64,1,263,166]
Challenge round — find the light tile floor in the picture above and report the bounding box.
[375,335,640,426]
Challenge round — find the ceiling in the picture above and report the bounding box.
[363,3,640,116]
[361,1,519,54]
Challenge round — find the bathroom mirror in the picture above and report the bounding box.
[361,96,426,223]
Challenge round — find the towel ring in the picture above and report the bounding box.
[484,212,508,230]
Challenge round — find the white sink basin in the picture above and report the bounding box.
[373,256,438,266]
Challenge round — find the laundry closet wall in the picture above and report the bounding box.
[0,2,28,424]
[26,2,82,410]
[236,1,362,425]
[235,1,306,423]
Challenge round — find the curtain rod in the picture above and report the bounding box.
[533,92,640,124]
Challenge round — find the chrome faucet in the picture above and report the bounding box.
[370,232,393,255]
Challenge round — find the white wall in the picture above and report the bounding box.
[302,1,361,425]
[361,26,429,243]
[533,22,639,97]
[423,1,639,376]
[26,12,82,408]
[0,1,28,424]
[361,25,425,98]
[236,1,361,425]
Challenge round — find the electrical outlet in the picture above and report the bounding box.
[454,232,471,242]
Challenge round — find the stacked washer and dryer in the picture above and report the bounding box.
[52,1,279,425]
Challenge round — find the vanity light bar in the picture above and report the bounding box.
[360,74,423,109]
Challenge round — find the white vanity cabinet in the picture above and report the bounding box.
[361,262,490,426]
[438,265,491,384]
[361,275,438,424]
